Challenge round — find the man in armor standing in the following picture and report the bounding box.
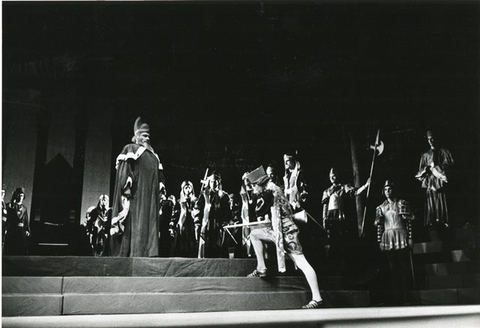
[374,180,415,305]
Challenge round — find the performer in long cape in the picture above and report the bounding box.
[110,117,166,257]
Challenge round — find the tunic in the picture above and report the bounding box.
[110,143,165,257]
[375,199,414,251]
[322,183,360,223]
[416,148,454,226]
[252,182,301,273]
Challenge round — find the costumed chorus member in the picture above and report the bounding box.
[4,187,30,255]
[193,171,232,258]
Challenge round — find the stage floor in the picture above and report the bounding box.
[3,305,480,328]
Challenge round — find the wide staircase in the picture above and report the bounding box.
[2,225,479,317]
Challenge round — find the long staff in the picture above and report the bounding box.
[360,129,380,237]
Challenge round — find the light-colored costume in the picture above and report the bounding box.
[416,147,453,226]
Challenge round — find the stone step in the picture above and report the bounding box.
[3,256,350,277]
[413,240,477,254]
[414,249,480,264]
[372,288,480,306]
[2,275,352,295]
[426,226,480,243]
[416,273,480,290]
[2,290,371,316]
[2,294,63,316]
[417,261,480,276]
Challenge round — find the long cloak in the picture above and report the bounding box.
[110,143,165,257]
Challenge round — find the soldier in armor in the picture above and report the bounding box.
[321,168,369,257]
[374,180,415,305]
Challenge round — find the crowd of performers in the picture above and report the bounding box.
[2,117,454,308]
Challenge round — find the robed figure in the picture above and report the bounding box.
[193,172,232,258]
[4,188,31,255]
[110,117,166,257]
[415,130,454,228]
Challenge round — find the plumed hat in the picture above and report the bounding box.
[329,167,338,176]
[134,117,150,135]
[245,166,269,185]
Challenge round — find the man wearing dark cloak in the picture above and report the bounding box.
[110,117,166,257]
[193,171,232,258]
[4,187,30,255]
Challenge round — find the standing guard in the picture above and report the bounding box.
[322,168,369,257]
[374,180,415,305]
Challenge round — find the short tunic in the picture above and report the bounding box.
[375,199,414,251]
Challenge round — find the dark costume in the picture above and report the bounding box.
[2,186,8,250]
[4,188,30,255]
[416,147,454,227]
[171,181,197,257]
[374,181,415,305]
[193,173,232,258]
[110,118,166,257]
[159,193,176,257]
[86,195,112,256]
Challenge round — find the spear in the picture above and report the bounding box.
[360,129,380,237]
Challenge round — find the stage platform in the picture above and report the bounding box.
[3,306,480,328]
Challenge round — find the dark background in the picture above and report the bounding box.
[3,1,479,233]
